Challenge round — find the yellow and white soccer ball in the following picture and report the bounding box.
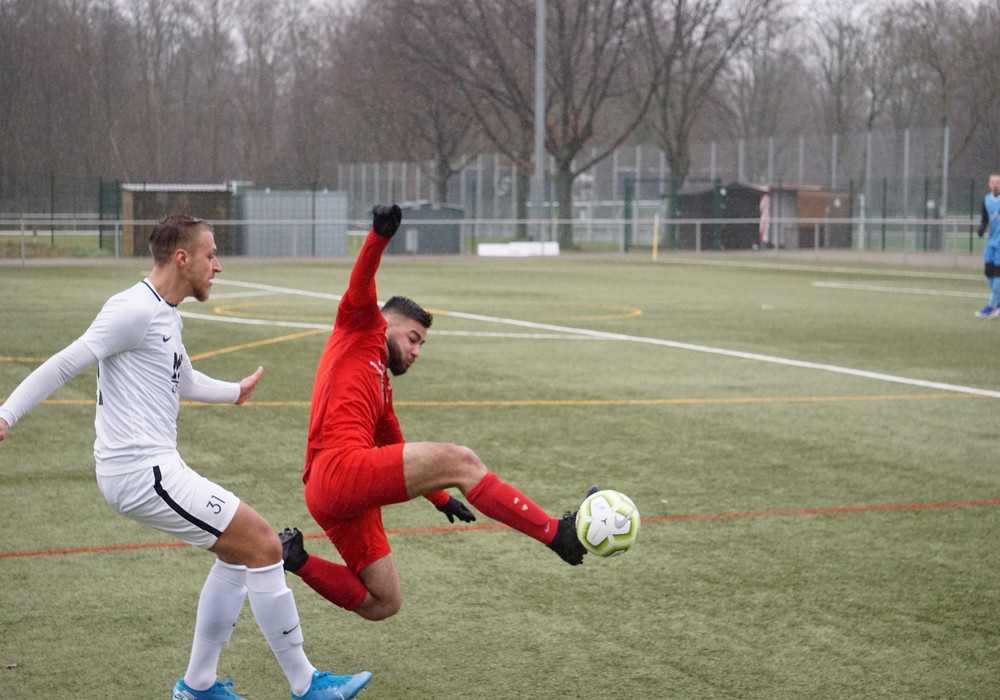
[575,489,640,557]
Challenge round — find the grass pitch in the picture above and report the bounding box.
[1,252,998,698]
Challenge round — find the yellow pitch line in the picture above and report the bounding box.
[2,329,328,366]
[394,393,981,407]
[10,393,981,408]
[188,328,328,361]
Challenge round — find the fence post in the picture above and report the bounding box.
[881,178,887,250]
[622,178,633,252]
[652,214,659,261]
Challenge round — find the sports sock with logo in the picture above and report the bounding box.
[246,562,316,697]
[466,471,559,545]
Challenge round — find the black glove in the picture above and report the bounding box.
[437,496,476,523]
[372,204,402,239]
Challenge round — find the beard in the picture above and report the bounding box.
[386,337,409,376]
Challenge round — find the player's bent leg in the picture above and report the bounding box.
[353,553,402,621]
[211,502,282,568]
[402,441,488,497]
[280,528,370,612]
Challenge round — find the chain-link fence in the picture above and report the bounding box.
[3,128,988,228]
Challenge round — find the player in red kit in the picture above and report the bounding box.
[280,204,590,621]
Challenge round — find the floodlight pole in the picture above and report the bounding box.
[531,0,546,241]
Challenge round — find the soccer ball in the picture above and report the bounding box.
[575,489,640,557]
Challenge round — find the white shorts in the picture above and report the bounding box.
[96,453,240,549]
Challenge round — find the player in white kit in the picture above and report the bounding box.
[0,214,371,700]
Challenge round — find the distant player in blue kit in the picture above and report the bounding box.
[0,214,371,700]
[975,173,1000,318]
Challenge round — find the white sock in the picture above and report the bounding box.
[184,559,247,690]
[246,562,316,696]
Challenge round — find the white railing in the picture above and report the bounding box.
[0,215,985,264]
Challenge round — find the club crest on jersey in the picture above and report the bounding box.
[171,352,182,393]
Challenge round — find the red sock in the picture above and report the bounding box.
[466,472,559,545]
[295,555,369,611]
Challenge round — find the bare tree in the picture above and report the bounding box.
[187,0,239,180]
[400,0,656,247]
[89,0,136,179]
[284,3,342,184]
[0,0,125,200]
[638,0,786,194]
[958,0,1000,171]
[812,11,868,138]
[396,0,538,238]
[715,14,809,171]
[231,0,287,179]
[122,0,189,179]
[546,0,660,247]
[708,21,814,187]
[331,3,478,202]
[3,0,999,217]
[898,0,1000,167]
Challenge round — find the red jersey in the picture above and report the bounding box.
[304,231,403,482]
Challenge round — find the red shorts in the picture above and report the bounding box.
[304,444,409,573]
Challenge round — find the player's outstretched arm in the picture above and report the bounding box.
[342,204,403,311]
[0,340,98,440]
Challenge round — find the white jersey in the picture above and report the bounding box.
[80,279,193,475]
[0,278,240,477]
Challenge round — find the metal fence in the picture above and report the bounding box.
[338,127,981,222]
[0,214,987,264]
[4,127,988,223]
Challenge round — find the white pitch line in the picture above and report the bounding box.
[180,311,328,330]
[196,278,1000,399]
[199,280,592,339]
[432,330,597,339]
[206,290,283,300]
[211,278,345,301]
[177,311,594,340]
[667,256,979,281]
[440,311,1000,399]
[811,281,982,298]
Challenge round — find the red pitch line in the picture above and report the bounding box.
[2,499,998,559]
[644,498,1000,523]
[0,541,189,558]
